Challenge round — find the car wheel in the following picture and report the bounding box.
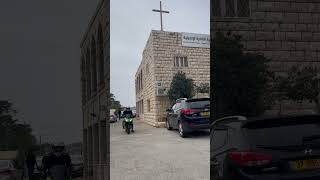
[178,121,186,138]
[166,119,172,130]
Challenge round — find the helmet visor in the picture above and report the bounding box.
[53,146,64,152]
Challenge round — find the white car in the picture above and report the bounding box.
[34,157,43,177]
[110,115,117,123]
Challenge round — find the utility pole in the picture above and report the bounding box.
[39,135,42,155]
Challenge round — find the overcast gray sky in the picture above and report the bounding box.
[111,0,210,107]
[0,0,99,143]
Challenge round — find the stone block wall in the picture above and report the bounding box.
[135,30,210,126]
[213,0,320,71]
[80,1,109,180]
[212,0,320,113]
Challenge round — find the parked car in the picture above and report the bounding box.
[166,98,210,137]
[120,111,125,118]
[132,110,136,118]
[33,156,43,178]
[110,114,117,123]
[211,114,320,180]
[70,154,83,178]
[0,160,23,180]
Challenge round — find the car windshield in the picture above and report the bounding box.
[71,155,82,164]
[0,160,9,169]
[186,100,210,109]
[36,158,42,165]
[244,117,320,147]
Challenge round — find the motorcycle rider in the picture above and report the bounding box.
[42,142,72,180]
[122,107,134,132]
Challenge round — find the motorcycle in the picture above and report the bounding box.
[123,116,133,134]
[42,166,72,180]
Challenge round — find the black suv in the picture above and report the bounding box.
[166,98,210,137]
[211,114,320,180]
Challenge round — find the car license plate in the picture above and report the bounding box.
[201,112,210,118]
[290,159,320,171]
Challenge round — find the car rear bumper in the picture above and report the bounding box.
[235,169,320,180]
[182,120,210,132]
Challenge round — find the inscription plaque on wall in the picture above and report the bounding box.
[182,33,210,48]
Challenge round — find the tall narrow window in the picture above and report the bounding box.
[226,0,235,17]
[213,0,221,16]
[147,100,151,112]
[238,0,250,17]
[91,37,97,93]
[180,57,184,67]
[212,0,250,17]
[184,58,188,67]
[97,24,104,85]
[86,50,91,98]
[81,56,86,104]
[141,70,143,89]
[175,58,179,67]
[146,63,149,74]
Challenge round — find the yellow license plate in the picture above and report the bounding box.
[290,159,320,171]
[201,112,210,117]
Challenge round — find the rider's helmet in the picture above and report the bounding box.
[51,142,65,156]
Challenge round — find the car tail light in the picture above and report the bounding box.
[227,151,272,167]
[0,170,10,175]
[181,109,197,115]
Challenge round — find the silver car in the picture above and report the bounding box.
[0,160,23,180]
[34,157,43,178]
[110,115,117,123]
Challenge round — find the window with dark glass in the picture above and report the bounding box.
[212,0,250,17]
[174,57,188,67]
[238,0,250,17]
[226,0,235,17]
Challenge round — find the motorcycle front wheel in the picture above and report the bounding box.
[126,126,130,134]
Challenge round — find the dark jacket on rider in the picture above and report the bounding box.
[42,152,72,179]
[123,110,133,116]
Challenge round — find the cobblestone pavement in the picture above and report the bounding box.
[110,119,210,180]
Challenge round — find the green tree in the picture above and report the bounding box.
[167,71,195,102]
[276,66,320,112]
[213,32,274,118]
[0,100,36,167]
[195,83,210,94]
[110,93,122,111]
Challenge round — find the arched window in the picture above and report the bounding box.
[97,24,105,85]
[212,0,250,17]
[86,49,91,98]
[91,37,98,92]
[81,55,86,104]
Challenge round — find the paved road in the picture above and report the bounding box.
[110,119,210,180]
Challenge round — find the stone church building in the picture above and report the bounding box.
[211,0,320,114]
[135,30,210,127]
[80,1,109,180]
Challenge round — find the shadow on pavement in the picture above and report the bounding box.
[185,130,210,138]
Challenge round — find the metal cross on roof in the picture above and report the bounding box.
[152,1,170,31]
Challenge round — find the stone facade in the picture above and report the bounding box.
[135,30,210,127]
[211,0,320,113]
[80,1,109,180]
